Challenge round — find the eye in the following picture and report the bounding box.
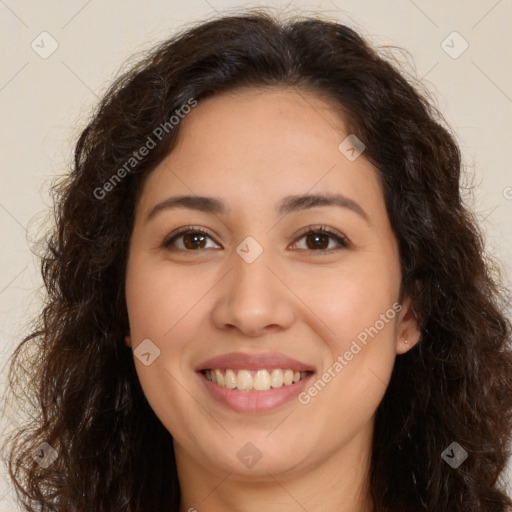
[161,225,350,253]
[290,225,350,254]
[162,226,220,251]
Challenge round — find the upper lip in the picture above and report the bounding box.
[196,352,316,372]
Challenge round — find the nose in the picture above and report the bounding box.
[210,247,297,337]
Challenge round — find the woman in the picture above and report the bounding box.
[4,9,512,512]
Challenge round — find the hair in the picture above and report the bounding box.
[3,8,512,512]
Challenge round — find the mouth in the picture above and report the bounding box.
[200,368,313,392]
[195,351,316,412]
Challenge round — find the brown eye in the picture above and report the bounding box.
[182,232,208,250]
[162,228,219,251]
[291,227,349,253]
[162,225,349,254]
[304,233,330,250]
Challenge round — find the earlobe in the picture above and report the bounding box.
[397,337,419,354]
[396,298,421,355]
[124,335,132,347]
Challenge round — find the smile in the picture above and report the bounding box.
[198,368,314,413]
[202,368,311,391]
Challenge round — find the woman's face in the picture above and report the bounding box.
[125,87,419,482]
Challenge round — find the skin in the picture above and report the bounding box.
[124,86,421,512]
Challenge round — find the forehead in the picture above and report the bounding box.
[177,86,349,160]
[137,86,385,227]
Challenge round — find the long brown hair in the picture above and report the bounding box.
[4,9,512,512]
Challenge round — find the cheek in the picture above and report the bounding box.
[299,278,399,442]
[309,287,398,404]
[295,254,400,416]
[295,253,400,348]
[125,252,201,341]
[125,256,202,435]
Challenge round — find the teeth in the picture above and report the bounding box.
[253,369,270,391]
[204,368,309,391]
[237,370,252,391]
[270,369,284,388]
[283,369,294,385]
[213,369,224,386]
[225,369,237,388]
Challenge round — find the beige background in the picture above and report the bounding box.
[1,0,511,509]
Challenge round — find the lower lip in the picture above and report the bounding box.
[198,371,314,413]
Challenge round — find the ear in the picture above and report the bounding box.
[396,297,421,355]
[124,335,132,347]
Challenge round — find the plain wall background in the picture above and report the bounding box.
[1,0,511,509]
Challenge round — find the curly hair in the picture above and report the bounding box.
[3,8,512,512]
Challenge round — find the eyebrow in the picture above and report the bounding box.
[146,193,370,223]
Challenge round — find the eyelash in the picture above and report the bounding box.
[161,225,350,254]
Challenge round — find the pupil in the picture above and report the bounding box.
[308,234,328,250]
[184,233,206,249]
